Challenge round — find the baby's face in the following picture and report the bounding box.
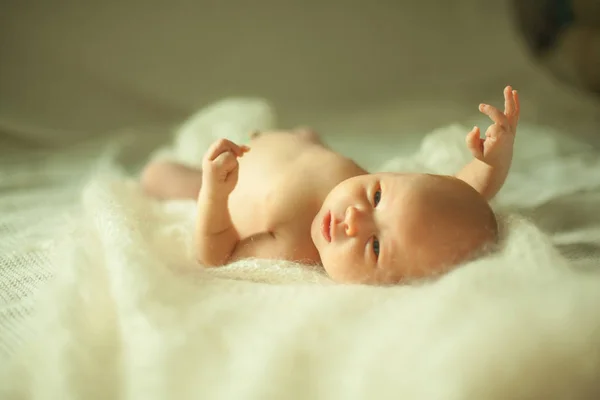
[310,173,497,285]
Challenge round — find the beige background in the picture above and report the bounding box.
[1,0,599,149]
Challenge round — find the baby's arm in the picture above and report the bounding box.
[196,193,239,266]
[455,156,506,201]
[456,86,520,200]
[195,139,248,266]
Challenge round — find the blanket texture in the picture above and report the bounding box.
[2,99,600,400]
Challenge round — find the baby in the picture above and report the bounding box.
[142,86,520,285]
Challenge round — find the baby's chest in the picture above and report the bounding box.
[229,168,316,237]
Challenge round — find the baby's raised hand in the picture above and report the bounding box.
[466,86,520,169]
[201,138,249,199]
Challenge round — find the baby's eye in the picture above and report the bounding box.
[373,189,382,207]
[372,237,380,258]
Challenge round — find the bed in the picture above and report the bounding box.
[1,1,600,399]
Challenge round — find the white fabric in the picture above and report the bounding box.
[0,141,115,359]
[2,99,600,399]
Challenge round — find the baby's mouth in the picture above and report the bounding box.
[321,211,332,243]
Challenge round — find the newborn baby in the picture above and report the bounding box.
[142,86,520,284]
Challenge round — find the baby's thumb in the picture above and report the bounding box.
[466,126,484,160]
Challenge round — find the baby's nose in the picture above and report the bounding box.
[344,206,360,237]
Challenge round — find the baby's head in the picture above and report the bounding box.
[310,173,498,285]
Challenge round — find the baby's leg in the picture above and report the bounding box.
[141,161,202,200]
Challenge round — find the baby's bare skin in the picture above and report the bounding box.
[143,86,520,285]
[228,129,367,263]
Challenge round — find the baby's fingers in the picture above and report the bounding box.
[479,103,509,128]
[225,142,249,157]
[212,151,239,174]
[206,139,248,161]
[503,86,520,132]
[239,145,251,154]
[511,90,520,131]
[504,86,514,116]
[230,144,250,157]
[466,126,484,160]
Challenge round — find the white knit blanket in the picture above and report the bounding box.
[2,99,600,400]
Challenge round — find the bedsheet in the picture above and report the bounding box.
[1,99,600,399]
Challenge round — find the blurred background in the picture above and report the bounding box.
[0,0,599,153]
